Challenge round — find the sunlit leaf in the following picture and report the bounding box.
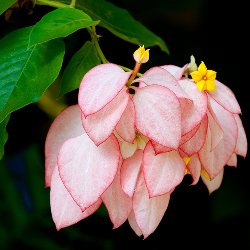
[28,8,99,47]
[0,27,65,123]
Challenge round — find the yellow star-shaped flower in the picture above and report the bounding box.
[190,61,217,91]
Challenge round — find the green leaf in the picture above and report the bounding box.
[0,0,16,15]
[28,8,99,47]
[75,0,169,53]
[0,27,65,123]
[0,115,10,159]
[60,41,101,95]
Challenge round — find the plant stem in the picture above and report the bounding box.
[35,0,70,9]
[87,27,108,64]
[37,92,67,119]
[69,0,76,7]
[126,62,141,86]
[119,65,142,76]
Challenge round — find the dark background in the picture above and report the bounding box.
[0,0,249,249]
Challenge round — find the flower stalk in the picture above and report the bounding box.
[87,27,108,64]
[35,0,70,9]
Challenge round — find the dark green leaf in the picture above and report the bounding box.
[0,0,16,15]
[75,0,169,53]
[28,8,99,47]
[0,27,65,123]
[0,115,10,159]
[60,41,101,95]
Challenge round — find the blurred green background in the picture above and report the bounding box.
[0,0,249,249]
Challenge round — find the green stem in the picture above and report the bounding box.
[69,0,76,7]
[38,92,67,119]
[87,27,108,64]
[35,0,70,8]
[119,65,142,76]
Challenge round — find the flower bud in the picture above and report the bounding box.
[188,55,198,73]
[133,45,149,63]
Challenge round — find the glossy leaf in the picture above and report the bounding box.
[0,27,65,123]
[60,41,101,95]
[0,0,16,15]
[28,8,99,47]
[76,0,169,53]
[0,115,10,159]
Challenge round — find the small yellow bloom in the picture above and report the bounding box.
[133,45,150,63]
[190,61,217,92]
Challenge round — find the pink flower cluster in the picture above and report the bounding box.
[45,59,247,238]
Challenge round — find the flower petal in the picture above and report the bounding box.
[120,140,137,159]
[45,105,84,187]
[199,98,237,178]
[179,79,208,135]
[133,85,181,149]
[206,80,216,91]
[133,173,170,239]
[180,115,208,156]
[187,154,201,185]
[102,165,132,229]
[58,133,120,211]
[197,80,206,91]
[151,140,172,155]
[202,169,224,194]
[78,63,131,116]
[143,142,186,197]
[234,114,247,157]
[50,166,101,230]
[161,65,186,80]
[128,211,142,236]
[121,150,143,197]
[198,61,207,75]
[191,71,202,83]
[82,87,129,146]
[207,70,216,80]
[209,80,241,114]
[227,153,237,167]
[180,123,200,145]
[207,108,223,151]
[134,66,189,100]
[115,97,136,143]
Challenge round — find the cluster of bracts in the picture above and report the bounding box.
[45,50,247,238]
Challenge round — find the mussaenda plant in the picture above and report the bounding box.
[0,0,247,241]
[45,47,247,238]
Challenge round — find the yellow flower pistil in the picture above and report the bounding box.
[133,45,150,64]
[190,61,217,91]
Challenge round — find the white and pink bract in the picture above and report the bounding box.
[45,56,247,238]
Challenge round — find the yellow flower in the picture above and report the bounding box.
[191,61,217,91]
[133,45,150,63]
